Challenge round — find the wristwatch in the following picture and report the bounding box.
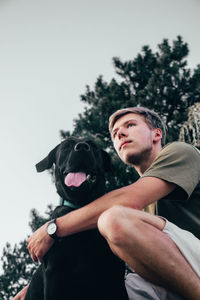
[46,219,58,239]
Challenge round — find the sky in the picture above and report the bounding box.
[0,0,200,265]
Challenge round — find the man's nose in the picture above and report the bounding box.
[117,127,127,139]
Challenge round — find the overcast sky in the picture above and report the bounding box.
[0,0,199,264]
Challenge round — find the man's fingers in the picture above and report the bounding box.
[27,242,38,262]
[26,223,54,263]
[31,253,38,262]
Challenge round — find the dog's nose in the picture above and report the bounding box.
[74,142,90,152]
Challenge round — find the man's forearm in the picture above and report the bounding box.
[55,176,176,238]
[56,187,131,237]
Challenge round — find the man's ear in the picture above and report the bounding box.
[35,144,60,172]
[101,150,112,172]
[153,128,162,142]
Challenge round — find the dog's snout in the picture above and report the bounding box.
[74,142,90,152]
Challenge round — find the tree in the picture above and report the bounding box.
[63,35,200,191]
[1,36,200,298]
[0,206,53,300]
[179,102,200,148]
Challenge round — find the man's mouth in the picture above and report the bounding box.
[120,141,131,150]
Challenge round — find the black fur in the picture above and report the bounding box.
[25,137,128,300]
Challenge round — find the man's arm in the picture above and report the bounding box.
[27,176,175,262]
[56,176,175,236]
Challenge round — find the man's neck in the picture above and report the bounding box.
[133,144,162,176]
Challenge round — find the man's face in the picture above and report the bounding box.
[111,113,156,165]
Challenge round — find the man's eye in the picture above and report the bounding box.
[113,132,117,138]
[127,123,134,128]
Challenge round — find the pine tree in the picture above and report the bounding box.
[62,36,200,191]
[72,36,200,144]
[0,206,53,299]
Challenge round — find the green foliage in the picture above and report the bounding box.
[29,205,54,232]
[0,206,53,299]
[62,35,200,191]
[72,36,200,146]
[0,241,35,299]
[179,102,200,148]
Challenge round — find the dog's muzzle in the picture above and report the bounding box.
[74,142,90,152]
[63,141,97,189]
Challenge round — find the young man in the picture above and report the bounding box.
[14,107,200,300]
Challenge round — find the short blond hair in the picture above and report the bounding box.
[109,107,166,146]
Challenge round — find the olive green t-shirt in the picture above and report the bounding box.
[142,142,200,239]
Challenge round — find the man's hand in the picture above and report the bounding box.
[27,222,54,262]
[13,285,29,300]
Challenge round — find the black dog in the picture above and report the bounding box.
[25,137,128,300]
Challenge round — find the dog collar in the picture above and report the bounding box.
[59,198,80,209]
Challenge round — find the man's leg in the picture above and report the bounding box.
[97,206,200,300]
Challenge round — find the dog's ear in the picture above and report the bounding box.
[101,150,112,172]
[35,145,60,172]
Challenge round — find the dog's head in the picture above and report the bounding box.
[36,137,112,207]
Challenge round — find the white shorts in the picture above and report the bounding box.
[163,219,200,277]
[125,219,200,300]
[125,272,184,300]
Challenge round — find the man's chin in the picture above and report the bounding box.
[122,152,142,166]
[119,147,143,165]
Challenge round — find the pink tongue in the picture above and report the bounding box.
[65,172,87,187]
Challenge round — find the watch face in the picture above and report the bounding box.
[48,222,57,235]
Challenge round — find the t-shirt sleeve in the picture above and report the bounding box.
[142,142,200,199]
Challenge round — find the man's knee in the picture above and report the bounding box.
[98,205,125,244]
[97,205,140,245]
